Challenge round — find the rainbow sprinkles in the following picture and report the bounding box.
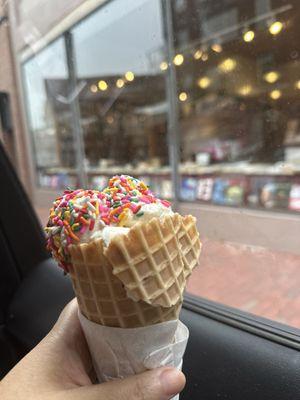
[45,175,171,272]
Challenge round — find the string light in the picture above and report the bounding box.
[90,84,98,93]
[98,80,108,91]
[269,21,283,35]
[269,89,282,100]
[173,54,184,66]
[116,78,125,88]
[193,50,203,59]
[197,76,211,89]
[263,71,280,83]
[201,52,208,61]
[125,71,135,81]
[211,43,222,53]
[295,80,300,89]
[243,30,255,42]
[238,85,252,96]
[179,92,188,101]
[160,61,168,71]
[218,58,237,72]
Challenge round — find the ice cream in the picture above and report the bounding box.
[45,175,201,328]
[45,175,174,271]
[45,175,201,395]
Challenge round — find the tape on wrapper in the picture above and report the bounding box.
[79,312,189,400]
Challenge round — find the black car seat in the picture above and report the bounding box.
[0,143,74,378]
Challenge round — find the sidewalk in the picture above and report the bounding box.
[187,238,300,328]
[37,206,300,329]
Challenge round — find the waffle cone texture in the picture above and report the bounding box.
[68,213,201,328]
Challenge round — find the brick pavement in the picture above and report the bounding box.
[36,206,300,329]
[187,238,300,328]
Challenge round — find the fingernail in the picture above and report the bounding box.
[160,368,185,396]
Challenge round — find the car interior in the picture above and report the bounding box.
[1,141,300,399]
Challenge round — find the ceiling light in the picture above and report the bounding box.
[263,71,280,83]
[269,21,283,35]
[193,50,203,59]
[211,43,222,53]
[173,54,184,66]
[218,58,237,72]
[98,80,108,91]
[90,84,98,93]
[125,71,135,81]
[269,89,282,100]
[116,78,125,88]
[238,85,252,96]
[197,76,211,89]
[295,80,300,89]
[160,61,168,71]
[243,30,255,42]
[179,92,188,101]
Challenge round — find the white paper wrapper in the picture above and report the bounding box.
[79,312,189,400]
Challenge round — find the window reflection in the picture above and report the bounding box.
[72,0,171,195]
[173,0,300,211]
[21,0,300,213]
[23,38,77,189]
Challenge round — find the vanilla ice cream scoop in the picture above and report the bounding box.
[45,175,173,271]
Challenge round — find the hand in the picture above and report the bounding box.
[0,299,186,400]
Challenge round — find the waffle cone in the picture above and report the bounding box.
[68,213,201,328]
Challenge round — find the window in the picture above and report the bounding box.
[175,0,300,214]
[71,0,171,194]
[171,0,300,328]
[19,0,300,329]
[23,38,77,189]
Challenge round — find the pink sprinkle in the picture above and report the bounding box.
[140,195,151,204]
[80,224,88,234]
[57,220,63,227]
[161,199,171,207]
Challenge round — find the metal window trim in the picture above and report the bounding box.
[20,0,109,63]
[161,0,181,209]
[183,293,300,350]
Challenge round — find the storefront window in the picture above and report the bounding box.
[19,0,300,327]
[173,0,300,213]
[22,0,300,213]
[23,38,79,189]
[70,0,172,196]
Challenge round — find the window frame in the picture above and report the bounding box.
[183,293,300,350]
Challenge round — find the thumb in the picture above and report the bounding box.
[58,367,186,400]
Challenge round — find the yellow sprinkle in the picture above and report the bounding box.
[72,223,79,230]
[118,209,129,227]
